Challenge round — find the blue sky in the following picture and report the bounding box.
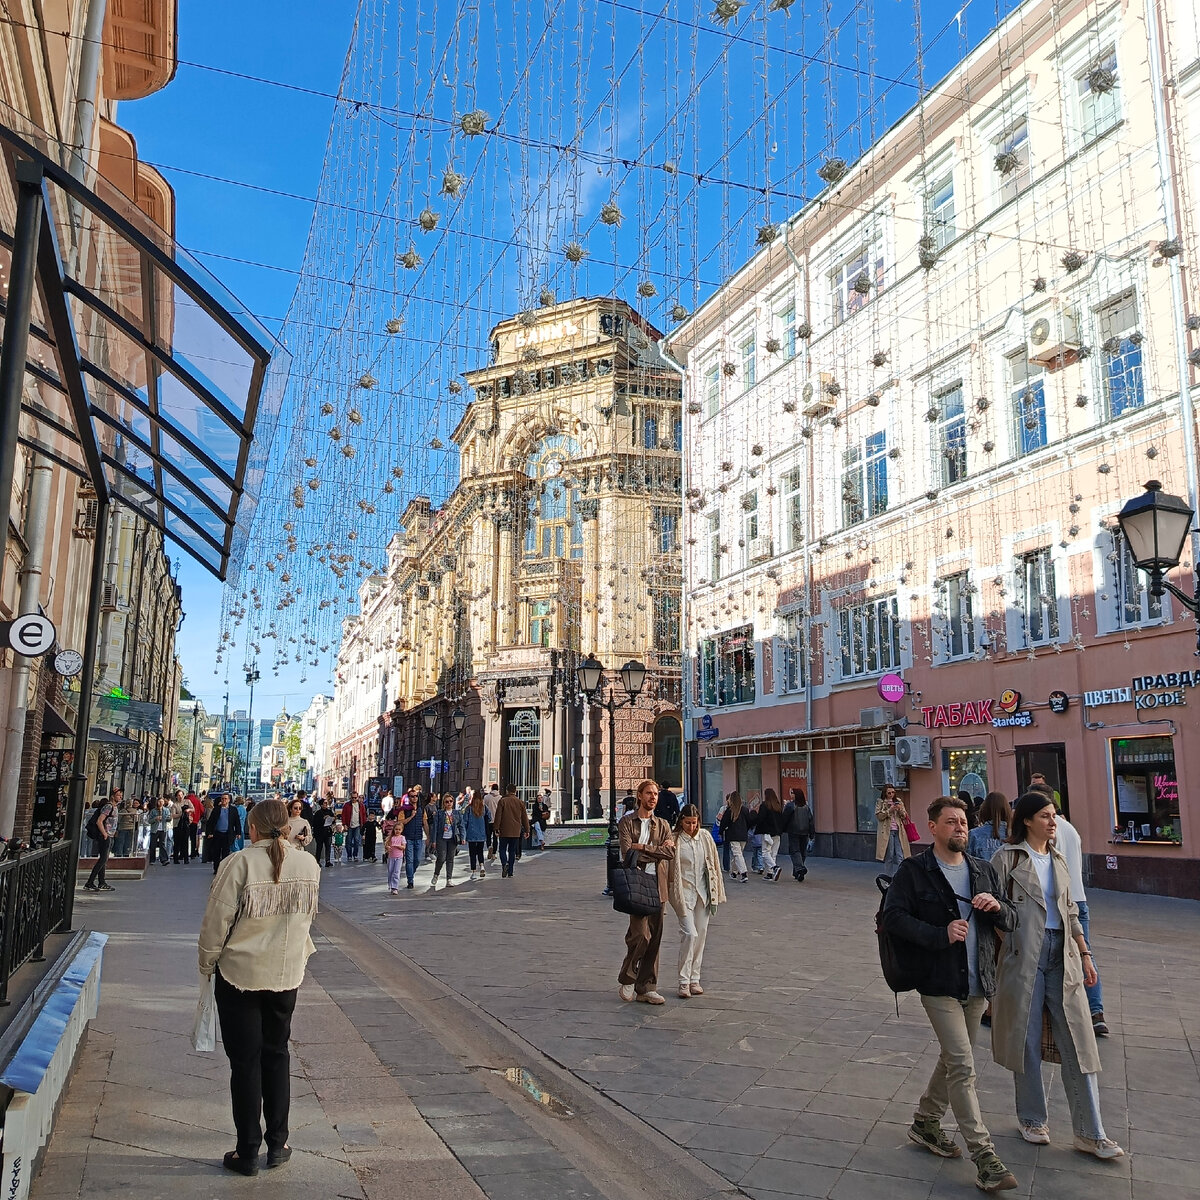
[117,0,1018,721]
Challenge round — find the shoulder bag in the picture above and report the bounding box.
[611,848,662,917]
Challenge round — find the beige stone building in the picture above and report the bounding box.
[330,298,684,817]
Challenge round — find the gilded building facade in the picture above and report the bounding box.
[330,298,684,817]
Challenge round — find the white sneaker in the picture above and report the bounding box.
[479,867,486,878]
[1019,1124,1050,1145]
[678,983,691,999]
[1073,1136,1124,1160]
[469,870,478,880]
[619,983,635,1002]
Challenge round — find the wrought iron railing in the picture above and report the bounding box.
[0,841,72,1005]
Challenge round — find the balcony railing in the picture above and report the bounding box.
[0,842,73,1005]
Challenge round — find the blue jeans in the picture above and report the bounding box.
[1076,900,1104,1016]
[404,837,423,885]
[882,828,905,872]
[346,826,362,861]
[499,836,520,874]
[1014,929,1106,1139]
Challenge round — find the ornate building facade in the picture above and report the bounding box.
[330,297,684,816]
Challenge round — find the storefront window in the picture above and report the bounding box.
[736,756,762,805]
[942,747,988,806]
[780,755,808,805]
[853,750,881,832]
[1110,736,1180,842]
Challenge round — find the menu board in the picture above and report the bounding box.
[31,749,72,846]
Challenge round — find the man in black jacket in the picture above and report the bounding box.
[881,795,1018,1193]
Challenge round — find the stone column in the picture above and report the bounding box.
[493,512,516,646]
[578,497,600,653]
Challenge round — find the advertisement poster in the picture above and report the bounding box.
[779,755,809,803]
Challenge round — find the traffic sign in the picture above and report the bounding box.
[5,613,56,657]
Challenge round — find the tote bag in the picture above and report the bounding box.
[192,973,217,1052]
[611,850,662,917]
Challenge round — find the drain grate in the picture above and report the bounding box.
[495,1066,574,1117]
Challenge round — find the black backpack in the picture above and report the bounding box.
[875,874,923,1001]
[85,805,104,842]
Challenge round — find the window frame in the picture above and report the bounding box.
[926,169,956,251]
[938,570,976,661]
[1110,526,1164,630]
[739,331,757,392]
[935,381,967,488]
[1007,350,1047,457]
[653,506,679,555]
[782,467,804,551]
[703,362,721,418]
[838,595,902,680]
[1072,47,1121,148]
[1096,290,1144,420]
[778,609,806,693]
[1018,547,1060,647]
[706,511,722,582]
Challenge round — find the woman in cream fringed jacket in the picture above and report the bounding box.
[668,804,727,1000]
[198,798,321,1176]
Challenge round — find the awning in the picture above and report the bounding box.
[88,726,139,746]
[0,114,288,582]
[703,722,892,758]
[41,704,74,738]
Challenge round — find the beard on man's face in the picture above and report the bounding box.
[947,832,968,853]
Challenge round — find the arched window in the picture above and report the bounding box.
[653,715,683,789]
[523,435,583,560]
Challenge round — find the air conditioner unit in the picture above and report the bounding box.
[802,378,835,419]
[1027,304,1080,365]
[870,755,900,788]
[859,706,894,729]
[100,583,120,612]
[895,735,933,768]
[748,536,774,563]
[73,498,98,538]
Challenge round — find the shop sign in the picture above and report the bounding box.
[1048,690,1069,714]
[1135,689,1186,710]
[878,673,906,704]
[1132,671,1200,692]
[1084,687,1132,707]
[921,689,1033,730]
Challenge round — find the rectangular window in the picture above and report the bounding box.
[843,432,888,527]
[776,301,798,359]
[698,638,718,705]
[716,626,755,705]
[927,172,956,250]
[1112,528,1162,628]
[707,512,721,582]
[936,383,967,487]
[1019,548,1059,645]
[653,593,680,653]
[740,334,757,391]
[838,595,901,679]
[704,364,720,418]
[741,491,758,564]
[1075,51,1120,144]
[529,599,552,646]
[1008,352,1047,455]
[672,416,683,452]
[939,571,975,659]
[642,410,659,449]
[599,312,626,338]
[779,610,805,692]
[1110,736,1179,842]
[994,119,1030,204]
[831,243,885,325]
[1098,292,1143,419]
[653,506,678,555]
[783,468,804,551]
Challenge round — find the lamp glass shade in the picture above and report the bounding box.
[452,708,466,732]
[619,659,647,698]
[421,708,437,732]
[576,655,603,693]
[1117,482,1194,572]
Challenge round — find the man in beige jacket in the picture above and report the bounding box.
[616,780,676,1005]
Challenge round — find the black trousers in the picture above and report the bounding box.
[313,830,332,866]
[209,830,233,873]
[215,969,297,1160]
[173,821,191,862]
[149,829,168,864]
[85,835,110,887]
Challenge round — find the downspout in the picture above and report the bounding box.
[1144,0,1200,586]
[0,454,53,838]
[68,0,108,184]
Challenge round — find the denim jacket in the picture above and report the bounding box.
[429,808,464,844]
[461,807,489,842]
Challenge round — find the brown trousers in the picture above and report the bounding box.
[618,908,664,993]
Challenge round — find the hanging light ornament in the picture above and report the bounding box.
[817,157,848,185]
[383,480,395,494]
[539,287,556,307]
[1087,64,1116,94]
[768,0,796,10]
[308,478,321,490]
[304,456,317,467]
[391,465,404,478]
[341,444,355,458]
[756,223,779,246]
[459,109,488,136]
[320,402,334,415]
[1061,250,1085,273]
[347,409,364,425]
[430,437,444,450]
[670,303,689,323]
[440,166,465,196]
[599,200,623,226]
[712,0,743,24]
[447,380,463,394]
[636,280,657,298]
[564,241,586,264]
[399,246,422,269]
[385,317,404,334]
[328,426,342,441]
[359,372,377,389]
[418,207,440,232]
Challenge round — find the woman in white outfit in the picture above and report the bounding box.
[668,805,727,999]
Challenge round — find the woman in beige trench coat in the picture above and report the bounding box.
[990,793,1123,1160]
[874,785,911,869]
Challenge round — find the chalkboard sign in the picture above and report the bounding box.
[31,749,69,846]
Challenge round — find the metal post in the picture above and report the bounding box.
[606,687,620,888]
[63,497,110,932]
[0,161,45,561]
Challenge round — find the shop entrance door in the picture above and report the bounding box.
[503,708,541,805]
[1015,743,1069,818]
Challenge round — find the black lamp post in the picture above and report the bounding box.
[576,654,646,889]
[1117,480,1199,648]
[243,667,260,797]
[422,704,466,792]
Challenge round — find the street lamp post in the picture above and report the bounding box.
[244,667,260,796]
[1117,480,1199,649]
[576,655,646,890]
[422,704,466,792]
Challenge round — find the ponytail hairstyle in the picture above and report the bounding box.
[248,798,291,883]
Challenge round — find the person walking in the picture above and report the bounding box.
[493,786,531,877]
[385,822,406,895]
[311,796,336,868]
[530,791,550,849]
[114,794,139,858]
[205,793,243,874]
[331,821,345,865]
[990,793,1124,1160]
[341,793,367,864]
[881,795,1019,1193]
[655,781,681,828]
[876,784,912,871]
[967,792,1009,863]
[172,796,193,864]
[197,798,321,1176]
[186,790,202,859]
[429,793,464,889]
[484,785,500,862]
[362,810,379,863]
[146,796,171,865]
[617,780,675,1005]
[667,804,725,999]
[717,791,750,882]
[84,788,120,891]
[462,791,490,880]
[756,788,786,881]
[783,788,814,881]
[398,798,427,889]
[232,795,248,853]
[285,798,313,849]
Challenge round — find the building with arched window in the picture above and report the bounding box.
[331,297,683,817]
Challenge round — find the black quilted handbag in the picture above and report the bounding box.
[611,849,662,916]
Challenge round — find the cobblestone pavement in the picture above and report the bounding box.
[318,848,1200,1200]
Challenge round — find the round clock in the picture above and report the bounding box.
[54,649,83,677]
[544,457,563,478]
